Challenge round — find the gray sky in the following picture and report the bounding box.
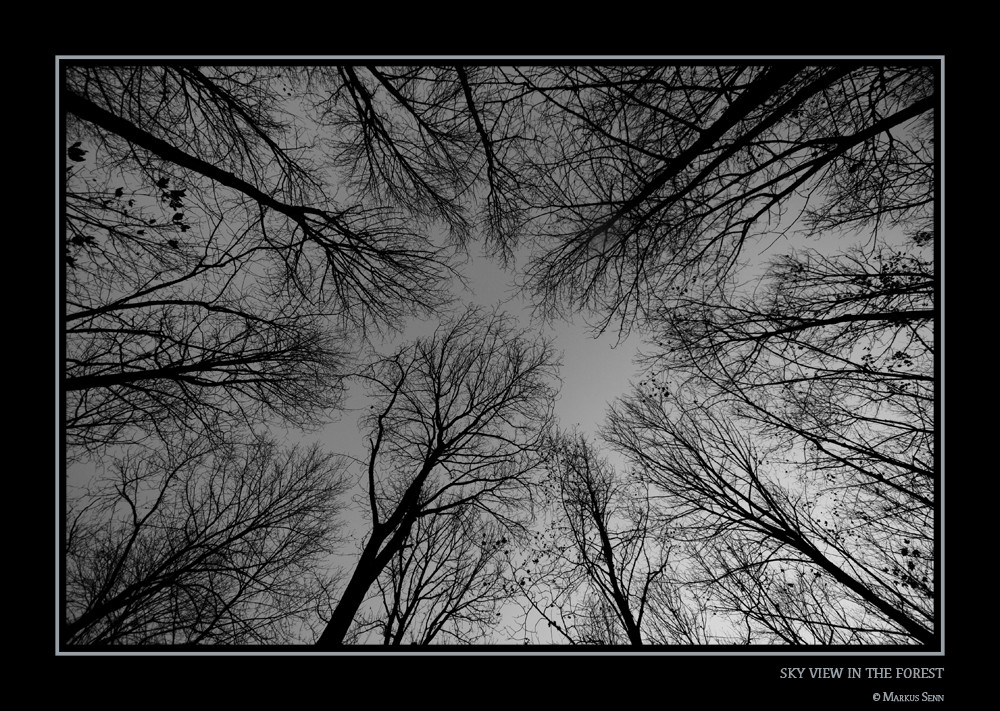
[308,240,648,643]
[302,238,645,581]
[310,240,644,447]
[459,245,644,436]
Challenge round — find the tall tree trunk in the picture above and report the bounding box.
[315,544,384,648]
[315,509,419,647]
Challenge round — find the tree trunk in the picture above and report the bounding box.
[788,532,935,645]
[315,544,384,647]
[315,509,419,647]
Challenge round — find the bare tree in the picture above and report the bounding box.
[648,243,933,506]
[298,65,539,263]
[64,65,459,330]
[65,267,349,456]
[682,534,902,645]
[63,65,467,458]
[345,508,508,645]
[314,308,559,647]
[583,70,937,641]
[65,432,351,645]
[67,64,935,340]
[61,62,938,649]
[510,429,676,645]
[604,395,933,645]
[509,64,934,335]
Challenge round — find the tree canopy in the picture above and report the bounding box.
[61,60,938,649]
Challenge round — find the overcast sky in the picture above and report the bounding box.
[310,239,643,447]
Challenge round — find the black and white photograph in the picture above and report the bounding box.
[56,57,949,698]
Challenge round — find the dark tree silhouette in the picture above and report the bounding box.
[620,236,935,645]
[297,65,538,263]
[62,61,938,648]
[585,61,937,646]
[345,508,509,645]
[646,244,933,507]
[63,65,467,457]
[65,67,462,330]
[65,258,349,456]
[65,433,350,645]
[605,384,933,644]
[510,64,934,335]
[314,308,558,647]
[508,429,676,645]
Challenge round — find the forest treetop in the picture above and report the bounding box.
[62,61,938,647]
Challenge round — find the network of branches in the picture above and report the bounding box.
[62,62,937,648]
